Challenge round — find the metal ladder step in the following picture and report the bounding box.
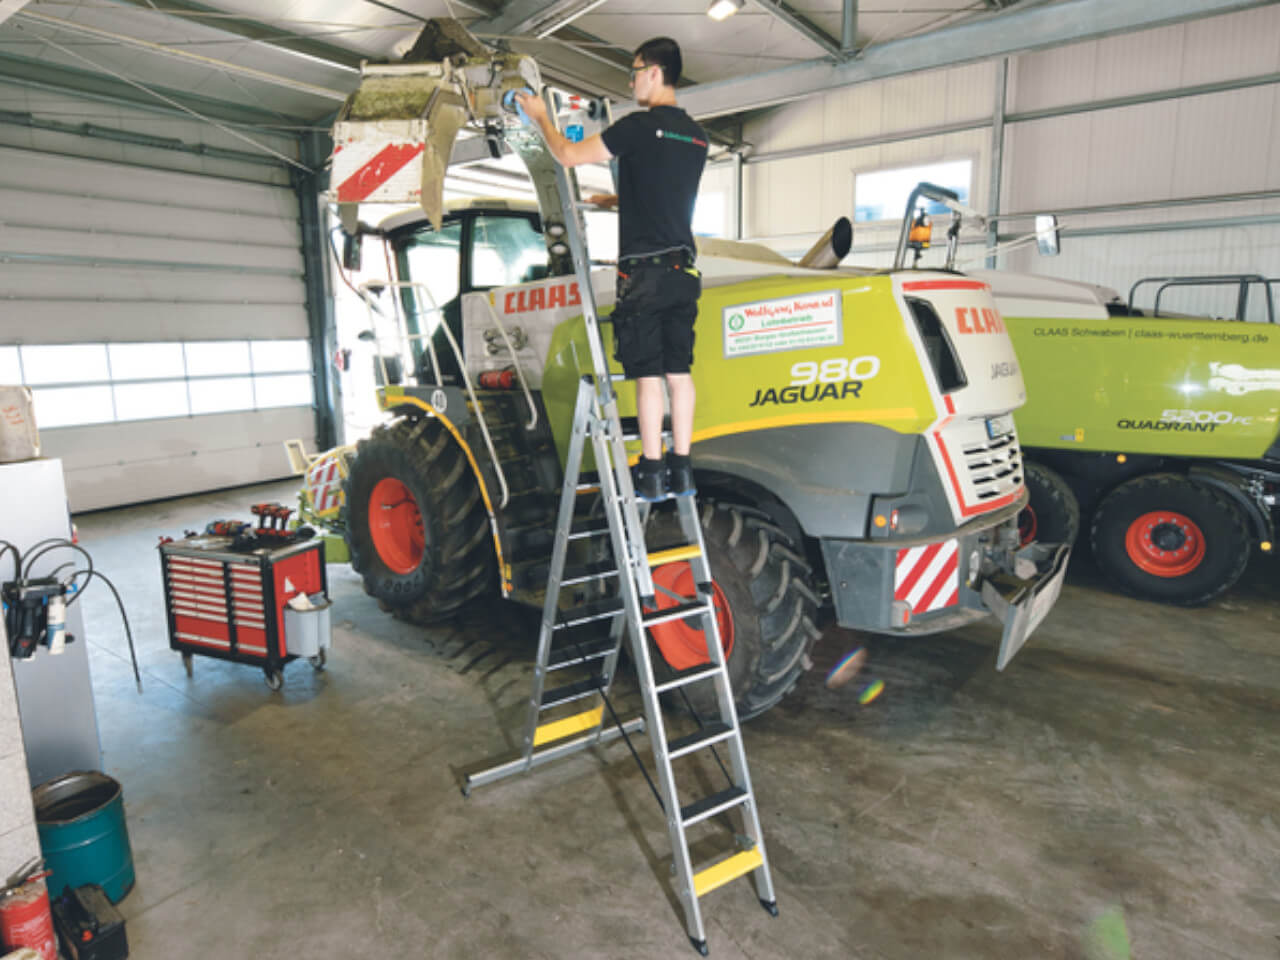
[540,674,606,710]
[559,561,618,587]
[554,597,625,629]
[548,636,617,670]
[647,544,701,567]
[654,663,723,694]
[642,600,712,629]
[566,522,612,541]
[667,721,734,760]
[532,705,604,747]
[692,848,765,899]
[681,786,749,828]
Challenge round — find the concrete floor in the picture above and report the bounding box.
[68,479,1280,959]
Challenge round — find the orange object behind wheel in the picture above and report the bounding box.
[648,562,734,671]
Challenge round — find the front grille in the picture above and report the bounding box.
[960,425,1023,501]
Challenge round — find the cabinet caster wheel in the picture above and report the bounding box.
[181,652,193,678]
[308,649,327,670]
[265,669,284,692]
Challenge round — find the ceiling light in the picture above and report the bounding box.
[707,0,743,21]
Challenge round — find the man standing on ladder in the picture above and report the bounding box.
[517,37,708,502]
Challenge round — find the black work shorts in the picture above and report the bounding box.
[610,261,701,378]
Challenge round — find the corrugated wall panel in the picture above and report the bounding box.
[44,407,313,512]
[0,263,303,309]
[0,84,317,510]
[1003,85,1280,213]
[0,302,308,344]
[1009,6,1280,114]
[0,225,302,273]
[1179,6,1280,84]
[0,80,296,186]
[0,145,293,215]
[0,187,301,247]
[1170,85,1277,197]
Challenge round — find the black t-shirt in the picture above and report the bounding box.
[601,105,708,260]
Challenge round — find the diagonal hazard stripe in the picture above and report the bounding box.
[916,550,959,612]
[336,143,424,203]
[907,540,957,610]
[894,542,942,602]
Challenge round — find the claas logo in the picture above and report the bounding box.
[955,306,1005,334]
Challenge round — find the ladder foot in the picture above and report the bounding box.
[760,898,778,917]
[689,936,709,956]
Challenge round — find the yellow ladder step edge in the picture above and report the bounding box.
[533,705,604,747]
[692,848,764,899]
[648,545,702,567]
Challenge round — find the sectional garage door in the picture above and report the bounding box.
[0,144,317,511]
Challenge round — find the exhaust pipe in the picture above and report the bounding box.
[798,217,853,269]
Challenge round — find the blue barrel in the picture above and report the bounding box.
[32,771,135,904]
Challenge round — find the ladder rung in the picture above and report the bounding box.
[548,636,617,670]
[560,562,618,587]
[681,786,749,828]
[692,848,765,899]
[648,544,702,567]
[566,524,611,541]
[540,674,606,710]
[667,721,734,759]
[642,600,712,629]
[532,705,604,746]
[654,663,723,694]
[555,597,625,629]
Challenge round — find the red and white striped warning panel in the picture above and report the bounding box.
[333,141,425,204]
[894,539,959,615]
[306,455,343,518]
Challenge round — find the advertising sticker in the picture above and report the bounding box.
[724,291,842,358]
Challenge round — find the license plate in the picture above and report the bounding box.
[986,413,1014,439]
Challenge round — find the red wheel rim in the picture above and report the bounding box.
[1018,505,1038,546]
[648,562,734,671]
[369,477,425,575]
[1124,510,1205,578]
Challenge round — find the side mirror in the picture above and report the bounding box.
[342,231,363,271]
[1035,215,1061,257]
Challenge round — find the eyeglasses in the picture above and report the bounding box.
[629,63,650,81]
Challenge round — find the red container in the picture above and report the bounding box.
[0,877,57,960]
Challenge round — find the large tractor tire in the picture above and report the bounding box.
[344,417,495,624]
[1090,473,1249,606]
[1018,461,1080,547]
[646,503,821,721]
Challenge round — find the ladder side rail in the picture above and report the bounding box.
[521,376,599,766]
[675,499,778,908]
[601,411,656,599]
[589,421,707,945]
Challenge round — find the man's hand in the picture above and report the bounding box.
[587,194,618,209]
[514,91,546,125]
[514,90,612,169]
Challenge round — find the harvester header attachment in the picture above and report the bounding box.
[331,19,542,234]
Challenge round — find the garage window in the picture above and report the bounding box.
[3,340,313,428]
[854,159,972,223]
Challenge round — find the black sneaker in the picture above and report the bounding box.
[666,452,695,497]
[633,456,667,502]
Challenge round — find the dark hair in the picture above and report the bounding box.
[635,37,682,87]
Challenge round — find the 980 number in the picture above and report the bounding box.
[790,356,881,385]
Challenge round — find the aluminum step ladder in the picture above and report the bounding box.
[463,92,777,955]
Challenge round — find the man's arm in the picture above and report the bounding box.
[515,91,613,168]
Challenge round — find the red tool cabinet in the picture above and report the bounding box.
[159,536,327,690]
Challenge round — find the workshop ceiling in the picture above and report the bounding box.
[0,0,1273,138]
